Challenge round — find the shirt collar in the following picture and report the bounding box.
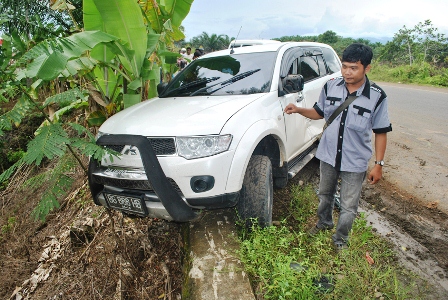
[337,75,372,99]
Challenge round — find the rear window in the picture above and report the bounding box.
[161,52,277,97]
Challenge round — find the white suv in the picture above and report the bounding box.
[88,42,341,226]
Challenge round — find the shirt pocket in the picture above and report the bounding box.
[346,105,371,132]
[324,97,342,116]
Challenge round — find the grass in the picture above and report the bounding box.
[369,62,448,88]
[238,184,418,299]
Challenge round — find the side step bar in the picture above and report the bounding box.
[287,147,317,179]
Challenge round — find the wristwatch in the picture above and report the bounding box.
[375,160,385,166]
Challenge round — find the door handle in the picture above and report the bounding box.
[296,91,304,102]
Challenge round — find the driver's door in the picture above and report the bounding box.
[279,48,309,160]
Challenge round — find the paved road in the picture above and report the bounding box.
[377,82,448,212]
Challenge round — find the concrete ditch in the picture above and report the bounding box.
[185,208,255,299]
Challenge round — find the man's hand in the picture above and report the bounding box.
[284,103,298,114]
[368,165,382,184]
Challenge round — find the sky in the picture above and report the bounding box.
[181,0,448,43]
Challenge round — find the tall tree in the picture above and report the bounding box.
[414,19,448,64]
[191,32,229,52]
[0,0,83,38]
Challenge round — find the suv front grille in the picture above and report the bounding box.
[103,137,176,156]
[92,175,183,195]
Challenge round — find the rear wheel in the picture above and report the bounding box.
[237,155,273,228]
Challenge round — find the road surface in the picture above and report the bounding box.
[378,82,448,213]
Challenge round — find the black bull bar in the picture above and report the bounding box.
[88,135,197,222]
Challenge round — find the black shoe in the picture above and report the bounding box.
[334,242,348,253]
[308,225,332,236]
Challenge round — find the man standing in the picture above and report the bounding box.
[185,47,194,60]
[284,43,392,252]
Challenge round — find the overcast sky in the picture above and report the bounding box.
[182,0,448,43]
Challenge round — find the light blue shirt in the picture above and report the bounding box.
[313,76,392,172]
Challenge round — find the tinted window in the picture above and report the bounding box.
[322,47,341,74]
[299,56,320,82]
[317,55,327,75]
[161,52,276,97]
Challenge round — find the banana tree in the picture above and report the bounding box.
[84,0,194,110]
[0,0,195,220]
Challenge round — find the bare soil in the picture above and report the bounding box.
[2,157,448,299]
[1,126,447,299]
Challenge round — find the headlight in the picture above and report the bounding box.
[176,134,232,159]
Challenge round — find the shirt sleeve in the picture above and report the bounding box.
[372,96,392,133]
[314,83,327,118]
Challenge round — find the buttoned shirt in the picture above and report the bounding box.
[313,76,392,172]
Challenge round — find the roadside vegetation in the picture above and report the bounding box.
[238,184,418,299]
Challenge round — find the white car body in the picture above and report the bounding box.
[88,42,342,222]
[228,39,281,49]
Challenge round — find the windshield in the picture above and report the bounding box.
[160,52,277,97]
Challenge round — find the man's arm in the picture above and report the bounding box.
[368,133,387,184]
[283,104,323,120]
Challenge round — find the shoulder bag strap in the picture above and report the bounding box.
[322,95,357,131]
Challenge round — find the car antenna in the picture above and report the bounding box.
[230,26,242,54]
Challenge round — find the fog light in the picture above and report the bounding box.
[191,176,215,193]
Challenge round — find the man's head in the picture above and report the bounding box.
[341,43,373,87]
[186,47,191,54]
[342,43,373,68]
[181,47,186,54]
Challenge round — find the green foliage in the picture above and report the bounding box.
[289,184,318,228]
[1,216,17,234]
[26,153,77,221]
[0,95,34,135]
[7,150,25,164]
[43,87,87,108]
[238,184,416,299]
[0,0,194,223]
[369,62,448,87]
[23,123,70,165]
[190,32,230,52]
[16,30,120,81]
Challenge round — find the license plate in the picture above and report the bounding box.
[103,193,147,216]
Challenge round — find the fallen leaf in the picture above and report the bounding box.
[366,252,374,265]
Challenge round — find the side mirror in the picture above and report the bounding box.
[282,74,304,95]
[157,82,167,96]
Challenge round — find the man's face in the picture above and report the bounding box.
[341,61,370,86]
[187,48,191,54]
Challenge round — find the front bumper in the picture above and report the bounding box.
[88,134,239,221]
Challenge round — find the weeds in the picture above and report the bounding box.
[238,184,416,299]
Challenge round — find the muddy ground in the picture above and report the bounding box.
[1,155,447,299]
[1,130,447,298]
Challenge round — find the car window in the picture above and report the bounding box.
[299,56,320,82]
[161,52,277,97]
[316,55,327,76]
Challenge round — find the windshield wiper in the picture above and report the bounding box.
[190,69,261,96]
[163,77,220,97]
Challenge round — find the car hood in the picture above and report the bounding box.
[99,94,264,136]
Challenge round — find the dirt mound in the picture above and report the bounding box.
[1,167,184,299]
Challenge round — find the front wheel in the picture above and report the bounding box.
[237,155,273,228]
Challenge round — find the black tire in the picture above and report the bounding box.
[237,155,273,228]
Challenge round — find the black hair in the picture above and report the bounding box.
[193,49,202,59]
[186,47,191,50]
[342,43,373,68]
